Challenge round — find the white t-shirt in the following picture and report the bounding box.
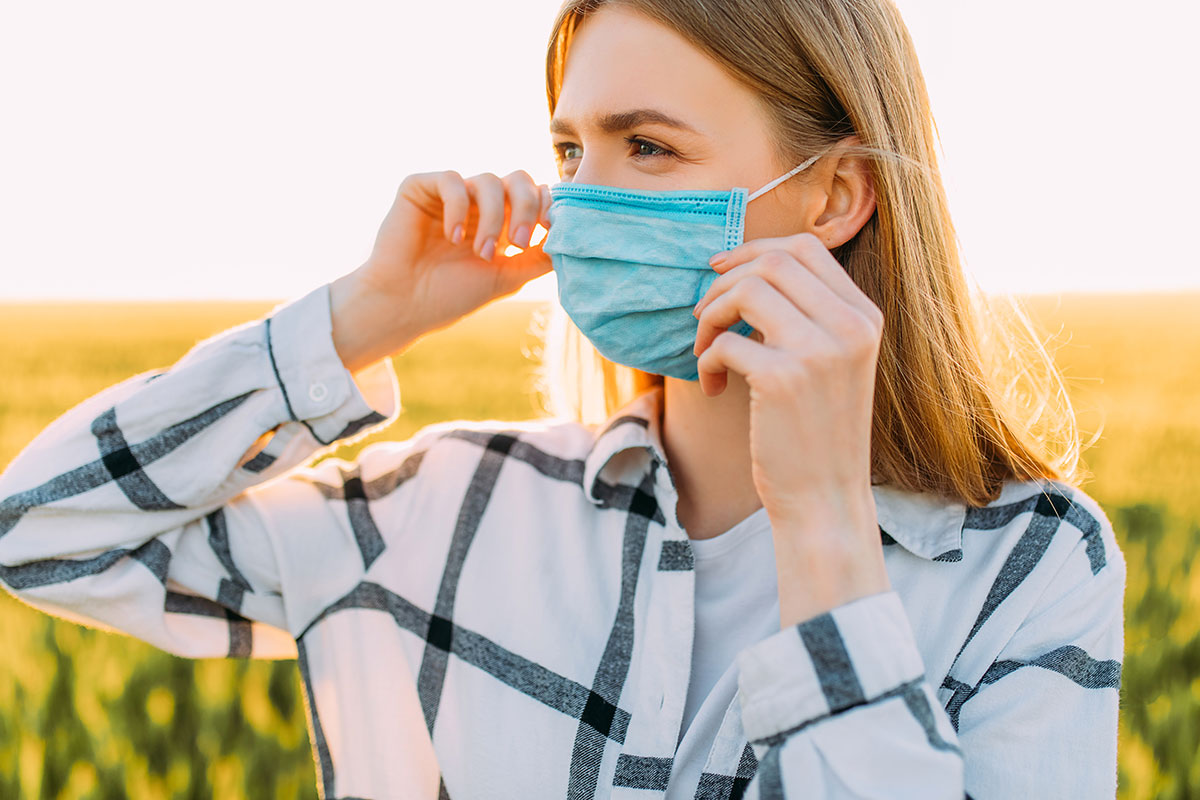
[678,505,781,745]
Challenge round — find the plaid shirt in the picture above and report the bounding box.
[0,284,1126,799]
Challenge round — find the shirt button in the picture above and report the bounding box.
[308,382,328,403]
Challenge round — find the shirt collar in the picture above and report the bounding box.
[581,386,966,563]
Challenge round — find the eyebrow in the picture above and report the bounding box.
[549,108,702,137]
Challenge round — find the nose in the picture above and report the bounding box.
[566,157,612,188]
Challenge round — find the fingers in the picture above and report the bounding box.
[694,248,846,333]
[693,275,817,357]
[465,173,506,261]
[710,232,880,322]
[695,252,882,363]
[696,329,773,397]
[501,170,543,250]
[691,244,884,398]
[538,183,551,230]
[436,171,469,245]
[443,170,547,261]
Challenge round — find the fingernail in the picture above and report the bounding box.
[481,237,496,261]
[692,301,703,318]
[512,225,530,248]
[708,251,727,267]
[452,224,464,244]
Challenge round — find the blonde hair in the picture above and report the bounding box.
[534,0,1083,507]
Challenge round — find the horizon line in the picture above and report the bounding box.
[3,286,1200,305]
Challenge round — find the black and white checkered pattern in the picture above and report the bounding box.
[0,284,1126,799]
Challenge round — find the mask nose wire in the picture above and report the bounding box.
[745,148,830,203]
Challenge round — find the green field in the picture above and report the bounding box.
[0,294,1196,798]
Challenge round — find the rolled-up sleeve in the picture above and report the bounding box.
[0,283,405,659]
[733,497,1125,799]
[735,590,963,798]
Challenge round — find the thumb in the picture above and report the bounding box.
[493,239,552,295]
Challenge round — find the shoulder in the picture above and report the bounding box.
[935,479,1126,690]
[964,477,1124,582]
[347,414,599,489]
[410,414,596,459]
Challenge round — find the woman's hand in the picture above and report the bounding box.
[330,169,553,373]
[691,232,891,627]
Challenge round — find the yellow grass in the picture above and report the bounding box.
[0,292,1196,798]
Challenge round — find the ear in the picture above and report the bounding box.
[807,136,876,249]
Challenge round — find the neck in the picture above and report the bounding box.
[660,372,764,540]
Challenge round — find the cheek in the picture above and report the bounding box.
[743,196,810,243]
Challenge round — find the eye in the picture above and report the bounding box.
[625,136,675,160]
[551,136,677,170]
[553,142,583,163]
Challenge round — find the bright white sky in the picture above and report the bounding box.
[1,0,1195,301]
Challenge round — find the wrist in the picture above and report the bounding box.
[767,481,877,539]
[769,489,891,628]
[776,559,892,629]
[329,269,422,373]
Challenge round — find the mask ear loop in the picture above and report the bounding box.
[745,148,830,203]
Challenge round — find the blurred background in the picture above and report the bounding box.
[1,0,1197,797]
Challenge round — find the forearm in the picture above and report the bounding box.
[769,485,891,629]
[329,268,426,374]
[0,284,399,656]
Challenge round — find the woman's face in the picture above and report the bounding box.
[549,4,811,243]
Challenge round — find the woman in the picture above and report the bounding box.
[0,0,1124,798]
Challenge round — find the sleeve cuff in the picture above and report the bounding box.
[735,589,927,743]
[264,283,399,445]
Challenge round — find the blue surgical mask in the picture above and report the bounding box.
[543,151,823,380]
